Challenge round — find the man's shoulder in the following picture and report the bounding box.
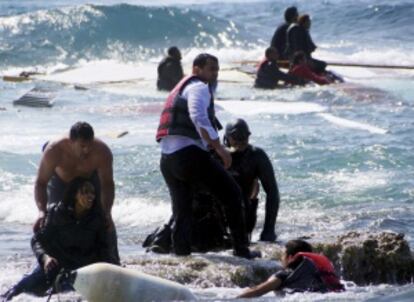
[93,139,112,158]
[182,79,209,96]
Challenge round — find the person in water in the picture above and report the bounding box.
[270,6,299,60]
[1,178,116,301]
[156,53,258,259]
[157,46,185,91]
[33,121,120,264]
[255,47,304,89]
[238,239,344,298]
[224,119,280,242]
[285,14,327,73]
[289,51,332,85]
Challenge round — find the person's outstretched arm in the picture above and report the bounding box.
[237,276,282,298]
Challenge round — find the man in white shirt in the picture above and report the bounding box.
[156,53,258,259]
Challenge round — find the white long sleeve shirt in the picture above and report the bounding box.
[160,79,219,154]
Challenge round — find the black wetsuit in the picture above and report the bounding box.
[255,59,303,89]
[270,22,290,60]
[285,24,326,73]
[157,57,184,91]
[229,145,280,241]
[2,202,114,300]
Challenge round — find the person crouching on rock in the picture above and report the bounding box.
[237,239,344,298]
[1,178,117,301]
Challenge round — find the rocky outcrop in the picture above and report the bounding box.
[124,232,414,287]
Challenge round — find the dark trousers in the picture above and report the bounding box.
[160,145,249,255]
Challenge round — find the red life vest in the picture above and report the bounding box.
[294,252,344,292]
[156,75,217,142]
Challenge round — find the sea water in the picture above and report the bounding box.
[0,0,413,301]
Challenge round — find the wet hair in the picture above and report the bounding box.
[292,51,306,66]
[193,53,218,68]
[69,122,94,141]
[224,118,251,146]
[298,14,310,27]
[62,177,95,208]
[168,46,180,57]
[265,47,278,59]
[284,6,298,23]
[285,239,313,257]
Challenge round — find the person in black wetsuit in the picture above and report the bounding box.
[285,14,327,73]
[270,6,299,60]
[238,239,344,298]
[255,47,304,89]
[224,119,280,241]
[157,46,184,91]
[1,178,116,301]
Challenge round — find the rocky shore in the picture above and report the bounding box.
[123,232,414,288]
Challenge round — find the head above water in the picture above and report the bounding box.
[192,53,219,84]
[224,118,251,151]
[265,47,279,61]
[292,51,307,66]
[63,177,96,212]
[298,14,311,29]
[70,122,94,159]
[284,6,299,23]
[168,46,182,60]
[282,239,313,267]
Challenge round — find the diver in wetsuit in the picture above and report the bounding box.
[224,119,280,241]
[157,46,184,91]
[34,122,120,265]
[255,47,304,89]
[270,6,299,60]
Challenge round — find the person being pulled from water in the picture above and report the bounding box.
[1,178,116,301]
[144,118,280,253]
[285,14,327,74]
[270,6,299,60]
[289,51,333,85]
[156,53,259,259]
[157,46,184,91]
[255,47,304,89]
[33,121,120,265]
[237,239,344,298]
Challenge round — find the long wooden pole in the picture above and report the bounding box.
[233,60,414,70]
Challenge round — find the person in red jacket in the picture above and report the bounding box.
[237,239,344,297]
[288,51,333,85]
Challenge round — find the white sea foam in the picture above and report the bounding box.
[318,113,388,134]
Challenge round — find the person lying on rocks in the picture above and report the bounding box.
[237,239,344,297]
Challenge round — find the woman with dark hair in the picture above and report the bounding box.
[1,177,116,301]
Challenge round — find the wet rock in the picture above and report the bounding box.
[123,232,413,288]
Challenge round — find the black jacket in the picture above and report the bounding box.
[31,202,113,270]
[285,24,316,58]
[255,59,302,89]
[270,22,290,60]
[157,57,184,91]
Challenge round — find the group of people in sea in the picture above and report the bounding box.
[157,6,342,92]
[1,6,345,302]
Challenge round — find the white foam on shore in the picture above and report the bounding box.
[318,113,388,134]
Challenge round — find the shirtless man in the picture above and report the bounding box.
[33,121,120,264]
